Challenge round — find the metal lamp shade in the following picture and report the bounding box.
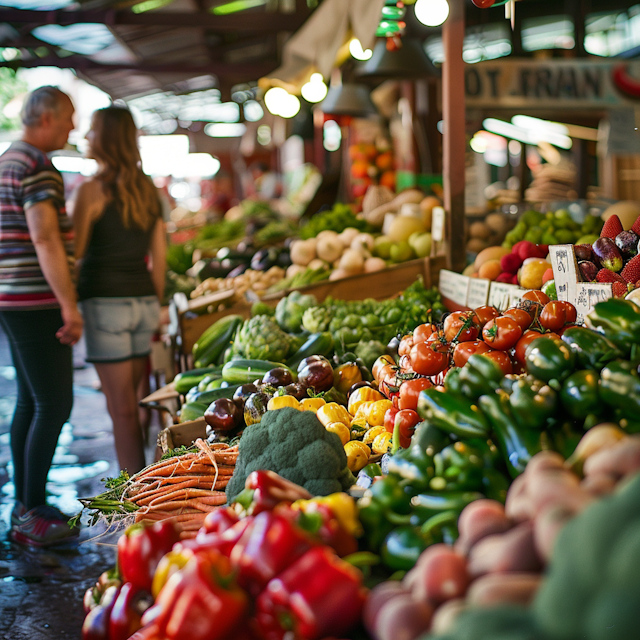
[356,38,439,80]
[318,83,378,117]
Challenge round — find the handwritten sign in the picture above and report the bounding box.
[466,277,491,309]
[439,270,470,306]
[488,282,526,310]
[574,282,612,324]
[431,207,445,242]
[549,245,579,303]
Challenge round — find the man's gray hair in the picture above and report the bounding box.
[21,86,69,127]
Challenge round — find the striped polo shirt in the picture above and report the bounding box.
[0,141,74,310]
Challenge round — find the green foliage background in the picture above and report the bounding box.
[0,69,28,132]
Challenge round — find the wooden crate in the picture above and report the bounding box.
[157,418,207,453]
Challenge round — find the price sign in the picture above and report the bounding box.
[466,277,490,309]
[439,270,470,306]
[431,207,445,242]
[574,282,612,324]
[549,245,579,303]
[488,282,524,310]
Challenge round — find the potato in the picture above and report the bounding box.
[468,521,543,577]
[466,572,543,607]
[580,472,618,497]
[583,436,640,480]
[455,499,513,556]
[533,504,575,563]
[429,598,468,636]
[409,544,470,604]
[526,468,592,518]
[374,593,434,640]
[505,474,533,523]
[525,451,565,477]
[363,581,411,634]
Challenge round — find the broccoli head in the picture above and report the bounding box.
[275,291,317,333]
[225,407,356,502]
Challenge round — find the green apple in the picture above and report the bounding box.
[409,232,432,258]
[390,240,415,263]
[374,235,393,259]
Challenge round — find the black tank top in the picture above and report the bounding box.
[77,199,157,300]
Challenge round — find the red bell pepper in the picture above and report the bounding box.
[83,568,121,614]
[201,506,239,535]
[117,521,180,592]
[81,584,121,640]
[109,582,153,640]
[145,548,248,640]
[233,470,312,516]
[230,510,316,595]
[255,546,367,640]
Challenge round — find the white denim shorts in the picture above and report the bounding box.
[80,296,160,363]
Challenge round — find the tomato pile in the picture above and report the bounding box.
[374,290,579,411]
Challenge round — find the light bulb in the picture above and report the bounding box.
[264,87,289,116]
[301,74,328,103]
[278,94,301,118]
[414,0,450,27]
[349,38,373,61]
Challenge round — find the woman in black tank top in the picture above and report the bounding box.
[70,107,166,475]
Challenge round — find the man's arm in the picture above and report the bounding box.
[25,200,83,345]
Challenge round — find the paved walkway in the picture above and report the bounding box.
[0,329,165,639]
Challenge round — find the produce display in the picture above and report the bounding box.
[349,141,396,204]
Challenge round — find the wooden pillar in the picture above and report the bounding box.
[442,0,466,273]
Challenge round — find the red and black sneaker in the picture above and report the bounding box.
[10,501,26,526]
[11,505,80,547]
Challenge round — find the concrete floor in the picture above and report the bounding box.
[0,329,165,639]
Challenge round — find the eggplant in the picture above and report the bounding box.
[276,249,292,269]
[615,230,639,260]
[251,248,279,271]
[574,244,593,262]
[262,367,294,387]
[204,398,241,432]
[297,356,334,393]
[579,260,598,282]
[243,392,270,426]
[592,237,623,273]
[227,263,250,278]
[232,383,259,410]
[191,259,230,281]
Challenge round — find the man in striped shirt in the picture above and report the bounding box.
[0,86,83,546]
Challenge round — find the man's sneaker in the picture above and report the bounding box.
[11,505,80,547]
[10,501,26,526]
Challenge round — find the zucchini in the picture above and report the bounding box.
[197,373,222,392]
[188,384,241,406]
[286,332,334,370]
[174,366,222,395]
[222,359,295,385]
[178,401,209,423]
[192,315,244,367]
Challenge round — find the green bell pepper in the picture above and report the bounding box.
[479,391,552,478]
[551,421,584,459]
[357,498,395,551]
[368,473,413,516]
[482,468,510,503]
[560,370,601,420]
[599,360,640,415]
[585,298,640,356]
[380,525,428,571]
[444,367,463,395]
[430,438,497,492]
[409,491,484,525]
[613,409,640,434]
[560,327,621,370]
[458,354,505,401]
[509,377,558,430]
[418,388,490,439]
[525,337,576,383]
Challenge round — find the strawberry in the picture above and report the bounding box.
[596,268,625,284]
[600,214,624,239]
[632,215,640,237]
[621,255,640,284]
[612,282,629,298]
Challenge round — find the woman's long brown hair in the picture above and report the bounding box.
[90,106,159,230]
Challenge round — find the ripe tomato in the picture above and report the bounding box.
[398,335,414,357]
[452,340,492,368]
[394,409,421,448]
[413,323,438,344]
[384,406,399,433]
[410,340,450,376]
[398,377,432,411]
[443,311,479,343]
[483,349,513,375]
[373,355,395,382]
[540,301,569,332]
[482,316,523,351]
[522,290,550,305]
[503,307,533,332]
[514,330,560,364]
[472,305,500,328]
[557,301,577,324]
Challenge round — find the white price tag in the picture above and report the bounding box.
[432,207,445,242]
[549,245,579,303]
[488,282,524,310]
[574,282,613,324]
[439,270,470,306]
[466,278,490,309]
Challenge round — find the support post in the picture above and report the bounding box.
[442,0,466,274]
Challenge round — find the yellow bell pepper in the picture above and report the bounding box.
[364,399,395,426]
[344,440,371,473]
[363,425,387,446]
[267,395,301,411]
[354,401,374,421]
[151,548,193,597]
[372,432,393,455]
[316,402,352,427]
[299,397,326,413]
[348,386,385,416]
[292,493,363,537]
[333,362,363,395]
[350,416,368,441]
[325,421,351,445]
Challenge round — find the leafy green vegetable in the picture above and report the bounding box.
[300,204,373,239]
[275,291,318,332]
